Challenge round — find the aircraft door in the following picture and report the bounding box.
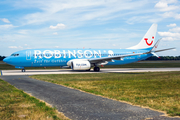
[26,51,31,60]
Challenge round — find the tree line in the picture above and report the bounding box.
[0,55,180,61]
[0,56,6,61]
[145,56,180,60]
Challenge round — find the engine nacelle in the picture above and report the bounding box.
[67,60,91,70]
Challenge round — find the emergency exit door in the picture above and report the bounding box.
[26,51,31,60]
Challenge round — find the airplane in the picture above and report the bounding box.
[3,24,175,72]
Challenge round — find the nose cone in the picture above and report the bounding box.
[3,58,7,63]
[3,57,10,64]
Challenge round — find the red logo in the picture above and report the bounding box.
[144,37,153,46]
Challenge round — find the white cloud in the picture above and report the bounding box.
[53,32,58,35]
[166,0,178,4]
[158,32,180,41]
[154,0,180,21]
[8,46,23,49]
[112,44,116,46]
[49,23,66,29]
[161,12,180,20]
[155,1,168,8]
[158,31,180,37]
[8,46,18,48]
[174,14,180,19]
[19,46,23,49]
[169,27,180,32]
[155,0,178,11]
[0,24,17,29]
[0,18,10,23]
[162,37,175,41]
[167,23,176,27]
[161,12,173,18]
[18,30,29,34]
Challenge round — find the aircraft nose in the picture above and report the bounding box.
[3,57,10,63]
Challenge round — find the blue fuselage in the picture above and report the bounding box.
[3,48,152,68]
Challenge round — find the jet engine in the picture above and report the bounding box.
[67,60,91,70]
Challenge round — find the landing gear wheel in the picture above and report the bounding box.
[94,67,100,72]
[22,69,26,72]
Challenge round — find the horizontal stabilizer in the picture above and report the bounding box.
[151,52,160,58]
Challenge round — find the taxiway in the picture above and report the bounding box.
[1,68,180,76]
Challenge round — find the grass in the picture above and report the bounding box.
[30,72,180,116]
[0,79,69,120]
[0,60,180,70]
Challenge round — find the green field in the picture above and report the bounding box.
[0,79,69,120]
[0,60,180,70]
[30,72,180,116]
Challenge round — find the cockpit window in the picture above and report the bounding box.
[11,54,19,56]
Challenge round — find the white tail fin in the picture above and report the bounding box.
[128,24,157,50]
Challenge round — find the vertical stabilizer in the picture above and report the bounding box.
[128,24,157,50]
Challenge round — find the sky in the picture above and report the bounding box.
[0,0,180,56]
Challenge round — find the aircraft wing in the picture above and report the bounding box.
[88,47,176,64]
[88,52,146,64]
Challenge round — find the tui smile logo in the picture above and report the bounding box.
[144,36,154,46]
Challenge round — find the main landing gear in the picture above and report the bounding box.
[22,69,26,72]
[94,67,100,72]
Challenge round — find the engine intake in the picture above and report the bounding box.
[67,60,91,70]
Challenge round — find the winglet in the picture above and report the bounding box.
[150,38,162,52]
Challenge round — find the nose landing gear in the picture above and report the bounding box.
[22,69,26,72]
